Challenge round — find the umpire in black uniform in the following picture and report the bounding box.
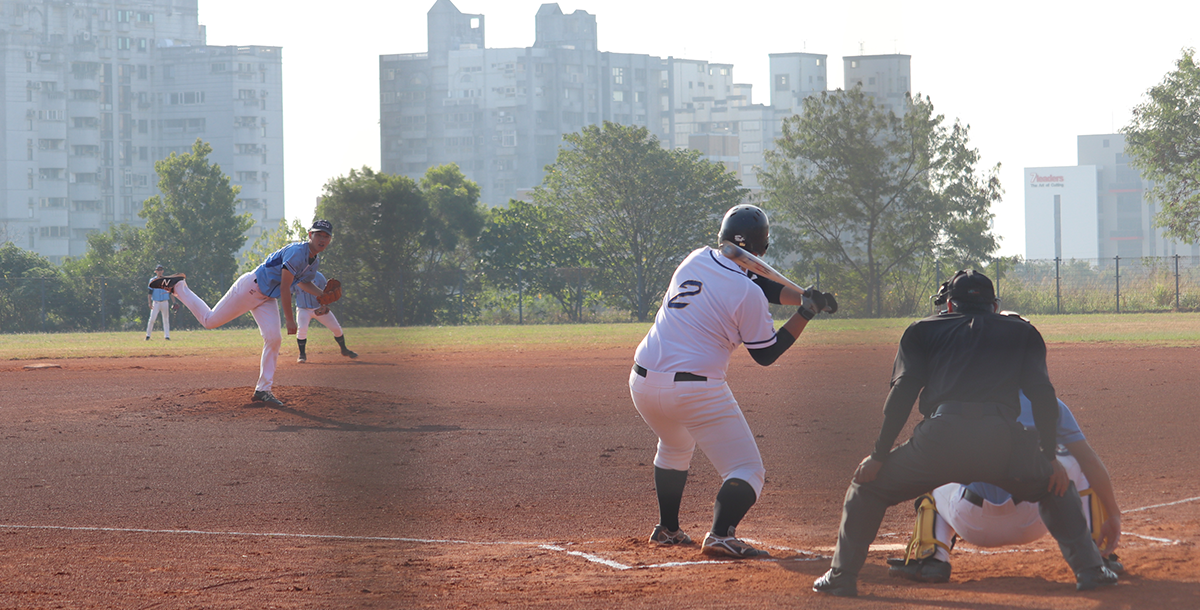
[813,270,1118,597]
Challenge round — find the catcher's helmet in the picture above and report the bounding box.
[719,204,769,255]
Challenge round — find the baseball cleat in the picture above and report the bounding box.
[145,336,150,341]
[341,349,358,358]
[251,390,284,406]
[887,557,951,583]
[297,354,307,363]
[149,274,186,293]
[1075,565,1118,591]
[813,568,858,597]
[1103,553,1124,575]
[649,525,693,545]
[700,532,770,558]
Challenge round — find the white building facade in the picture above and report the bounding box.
[0,0,284,263]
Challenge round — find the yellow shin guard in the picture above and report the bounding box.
[903,494,952,563]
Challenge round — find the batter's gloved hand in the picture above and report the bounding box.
[798,292,818,320]
[317,278,342,306]
[803,288,838,315]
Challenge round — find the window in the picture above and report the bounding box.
[612,91,624,102]
[775,74,789,91]
[39,226,70,238]
[851,60,858,68]
[170,91,205,105]
[816,58,822,66]
[612,67,624,84]
[212,63,227,73]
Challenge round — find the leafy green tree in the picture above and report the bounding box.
[760,89,1000,317]
[533,122,745,321]
[1124,48,1200,243]
[0,243,64,332]
[139,139,253,304]
[475,199,594,321]
[315,164,485,325]
[239,217,308,274]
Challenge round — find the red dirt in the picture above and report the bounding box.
[0,339,1195,609]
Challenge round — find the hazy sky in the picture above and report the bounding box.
[200,0,1199,256]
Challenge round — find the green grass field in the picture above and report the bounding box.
[3,311,1200,361]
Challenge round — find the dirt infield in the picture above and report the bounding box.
[0,338,1196,608]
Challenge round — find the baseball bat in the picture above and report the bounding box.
[719,240,808,295]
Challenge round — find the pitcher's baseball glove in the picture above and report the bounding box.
[317,278,342,305]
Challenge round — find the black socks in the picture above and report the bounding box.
[712,478,757,537]
[654,467,688,531]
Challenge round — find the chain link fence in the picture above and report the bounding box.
[0,272,399,334]
[991,255,1200,315]
[6,255,1200,333]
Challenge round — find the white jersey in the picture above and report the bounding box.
[634,246,779,380]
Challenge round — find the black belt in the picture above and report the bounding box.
[633,364,706,382]
[931,402,1007,419]
[963,488,985,507]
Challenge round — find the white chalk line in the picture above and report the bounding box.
[0,494,1191,571]
[1124,495,1200,513]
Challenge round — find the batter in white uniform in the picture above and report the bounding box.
[889,391,1123,582]
[630,204,837,559]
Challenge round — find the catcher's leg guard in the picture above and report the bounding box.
[1078,487,1107,546]
[902,494,952,564]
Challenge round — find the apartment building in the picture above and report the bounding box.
[0,0,283,262]
[384,0,912,206]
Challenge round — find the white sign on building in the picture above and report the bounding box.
[1024,165,1099,260]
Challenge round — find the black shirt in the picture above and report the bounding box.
[871,309,1059,461]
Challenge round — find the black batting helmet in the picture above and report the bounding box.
[718,204,769,255]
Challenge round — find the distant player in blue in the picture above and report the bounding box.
[292,270,357,363]
[145,264,177,340]
[151,219,335,406]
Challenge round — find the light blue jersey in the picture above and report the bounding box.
[965,391,1085,504]
[148,280,171,302]
[254,242,319,299]
[292,272,327,310]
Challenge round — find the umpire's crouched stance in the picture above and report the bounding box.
[813,270,1117,597]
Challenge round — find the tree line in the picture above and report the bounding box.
[5,50,1200,331]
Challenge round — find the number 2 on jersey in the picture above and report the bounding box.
[667,280,703,309]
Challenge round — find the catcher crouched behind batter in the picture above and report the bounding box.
[149,219,344,407]
[630,204,837,559]
[812,270,1118,597]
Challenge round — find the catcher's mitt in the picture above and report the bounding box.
[317,278,342,306]
[313,304,330,316]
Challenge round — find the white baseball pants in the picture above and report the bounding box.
[928,454,1092,560]
[174,272,281,392]
[146,300,171,338]
[296,306,343,340]
[629,368,766,497]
